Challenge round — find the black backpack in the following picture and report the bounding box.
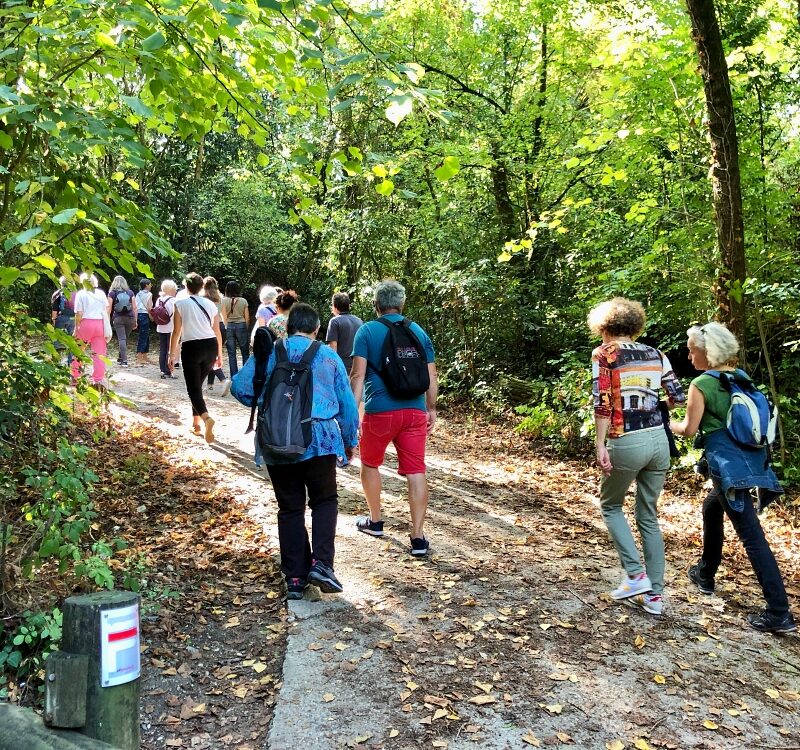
[257,339,321,460]
[246,326,276,434]
[375,318,430,399]
[113,290,132,314]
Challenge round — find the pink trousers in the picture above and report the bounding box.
[71,318,107,384]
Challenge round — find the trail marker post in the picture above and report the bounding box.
[47,591,141,749]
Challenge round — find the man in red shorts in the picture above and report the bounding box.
[349,280,438,556]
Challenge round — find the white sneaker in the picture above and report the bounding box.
[610,572,652,600]
[631,593,663,616]
[221,380,231,397]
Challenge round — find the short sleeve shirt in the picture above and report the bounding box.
[224,296,248,323]
[326,313,364,371]
[352,314,435,414]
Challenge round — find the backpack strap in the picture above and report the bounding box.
[275,338,288,363]
[300,340,322,365]
[190,295,212,325]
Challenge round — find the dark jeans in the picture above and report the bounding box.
[226,321,249,377]
[181,338,217,416]
[136,313,150,353]
[54,315,75,364]
[267,454,338,579]
[207,367,226,386]
[159,332,171,375]
[699,486,790,616]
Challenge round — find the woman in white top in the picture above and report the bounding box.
[156,279,178,378]
[71,273,110,385]
[169,272,223,443]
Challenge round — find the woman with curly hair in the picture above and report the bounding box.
[589,298,686,615]
[267,290,298,340]
[670,323,794,633]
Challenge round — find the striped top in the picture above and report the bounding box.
[592,341,685,438]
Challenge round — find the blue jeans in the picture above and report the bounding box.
[226,321,249,377]
[136,313,150,353]
[699,486,790,616]
[55,314,75,365]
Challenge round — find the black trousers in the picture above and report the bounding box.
[699,486,790,615]
[158,332,171,375]
[181,338,217,416]
[266,454,338,579]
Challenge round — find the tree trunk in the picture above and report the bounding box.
[490,141,516,242]
[685,0,747,347]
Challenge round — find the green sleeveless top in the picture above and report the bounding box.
[692,372,735,435]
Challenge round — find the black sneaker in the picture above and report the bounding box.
[286,577,308,600]
[688,564,715,595]
[355,516,384,537]
[308,561,343,594]
[747,609,797,634]
[410,537,430,557]
[174,362,181,369]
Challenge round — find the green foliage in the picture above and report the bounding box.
[514,354,594,454]
[0,609,62,697]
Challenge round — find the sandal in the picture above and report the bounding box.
[204,417,215,444]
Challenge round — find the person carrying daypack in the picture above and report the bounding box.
[349,280,438,557]
[107,275,138,367]
[259,303,358,601]
[704,369,777,449]
[671,322,795,634]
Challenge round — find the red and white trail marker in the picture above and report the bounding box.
[100,604,140,687]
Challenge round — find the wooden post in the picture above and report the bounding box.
[45,652,88,728]
[62,592,141,750]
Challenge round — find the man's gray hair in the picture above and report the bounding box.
[161,278,178,295]
[687,322,739,368]
[374,280,406,313]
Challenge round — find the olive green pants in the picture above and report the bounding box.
[600,429,670,595]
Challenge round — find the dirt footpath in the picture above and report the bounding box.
[107,358,800,750]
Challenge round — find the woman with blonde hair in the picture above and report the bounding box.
[71,273,111,385]
[588,298,686,615]
[155,279,178,379]
[671,322,794,633]
[107,275,138,367]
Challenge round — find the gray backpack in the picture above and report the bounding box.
[257,340,321,460]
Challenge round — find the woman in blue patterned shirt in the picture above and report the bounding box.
[262,303,359,600]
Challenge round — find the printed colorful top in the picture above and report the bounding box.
[592,341,686,438]
[262,336,359,465]
[267,313,288,340]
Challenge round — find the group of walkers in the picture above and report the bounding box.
[56,276,794,633]
[590,298,795,633]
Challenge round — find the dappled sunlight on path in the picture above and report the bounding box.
[107,360,800,749]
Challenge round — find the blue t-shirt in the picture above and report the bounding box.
[352,314,435,414]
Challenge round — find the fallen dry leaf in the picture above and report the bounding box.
[323,693,335,703]
[468,694,496,705]
[522,732,541,747]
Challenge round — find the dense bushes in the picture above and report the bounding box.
[0,305,128,699]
